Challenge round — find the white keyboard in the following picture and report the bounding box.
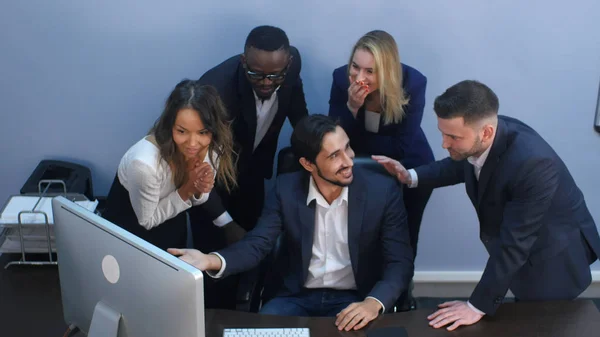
[223,328,310,337]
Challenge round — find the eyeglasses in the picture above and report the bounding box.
[245,63,289,81]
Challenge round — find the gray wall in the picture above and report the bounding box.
[1,1,599,271]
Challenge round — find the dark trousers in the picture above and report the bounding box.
[396,184,433,306]
[260,289,362,317]
[190,167,265,234]
[189,208,239,310]
[403,184,434,259]
[219,168,266,232]
[189,169,266,309]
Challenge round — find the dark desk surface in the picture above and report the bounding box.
[2,253,600,337]
[207,301,600,337]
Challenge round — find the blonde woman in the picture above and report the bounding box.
[328,30,434,310]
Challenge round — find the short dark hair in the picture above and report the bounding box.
[244,25,290,53]
[434,80,499,125]
[291,114,339,163]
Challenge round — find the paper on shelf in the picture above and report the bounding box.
[0,196,98,225]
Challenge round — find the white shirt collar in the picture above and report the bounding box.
[306,176,348,208]
[252,86,280,103]
[467,143,492,169]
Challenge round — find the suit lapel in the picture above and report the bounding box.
[477,118,508,206]
[297,177,315,284]
[347,171,366,279]
[237,63,258,149]
[276,84,290,111]
[465,164,478,206]
[261,87,289,142]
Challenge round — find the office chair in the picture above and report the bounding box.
[235,147,416,313]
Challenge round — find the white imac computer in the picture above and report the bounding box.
[52,196,205,337]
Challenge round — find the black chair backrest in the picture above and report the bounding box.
[276,147,302,176]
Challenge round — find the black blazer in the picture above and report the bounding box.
[197,46,308,180]
[216,168,414,310]
[415,115,600,315]
[196,46,308,221]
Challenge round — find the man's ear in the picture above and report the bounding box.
[240,54,246,68]
[299,157,314,172]
[482,124,495,143]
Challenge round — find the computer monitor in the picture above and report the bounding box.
[52,196,205,337]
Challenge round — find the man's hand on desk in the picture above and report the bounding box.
[167,248,221,271]
[335,298,382,331]
[427,300,484,331]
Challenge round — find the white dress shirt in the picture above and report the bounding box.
[253,89,279,151]
[304,177,354,289]
[364,110,381,133]
[466,145,492,180]
[117,137,214,230]
[406,146,492,315]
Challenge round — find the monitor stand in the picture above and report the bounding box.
[88,301,122,337]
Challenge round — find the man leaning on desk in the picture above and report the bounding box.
[169,114,414,331]
[374,80,600,331]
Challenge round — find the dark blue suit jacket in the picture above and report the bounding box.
[415,115,600,315]
[216,167,414,310]
[195,47,309,224]
[328,64,434,169]
[198,46,308,181]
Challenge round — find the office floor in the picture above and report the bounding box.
[415,297,600,311]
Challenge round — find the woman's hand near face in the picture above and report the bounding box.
[347,76,369,117]
[178,157,211,200]
[192,163,214,195]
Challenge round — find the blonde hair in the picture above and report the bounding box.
[348,30,409,124]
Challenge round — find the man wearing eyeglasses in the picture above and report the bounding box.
[189,25,308,309]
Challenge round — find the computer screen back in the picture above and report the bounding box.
[53,196,205,337]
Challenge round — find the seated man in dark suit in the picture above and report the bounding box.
[374,80,600,331]
[170,114,414,331]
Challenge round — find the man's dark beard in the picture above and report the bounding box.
[450,136,485,161]
[316,165,352,187]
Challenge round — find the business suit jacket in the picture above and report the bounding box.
[415,115,600,315]
[328,64,434,169]
[216,167,414,310]
[194,46,308,226]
